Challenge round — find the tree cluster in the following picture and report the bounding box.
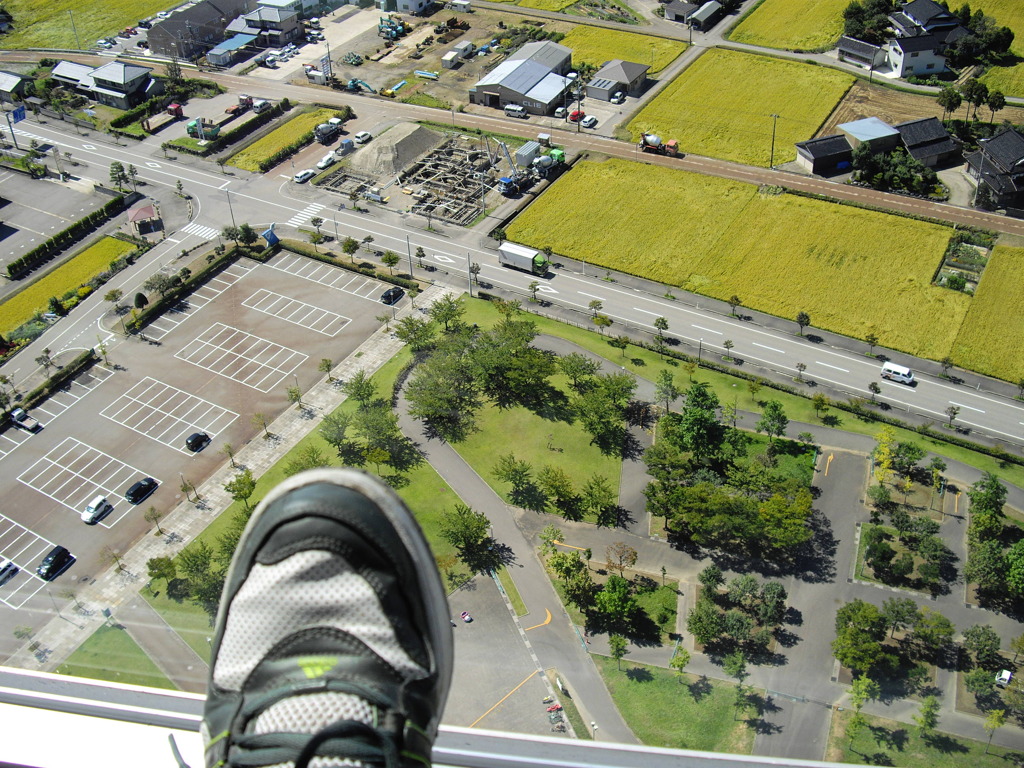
[842,0,898,45]
[943,5,1015,68]
[686,566,788,655]
[962,473,1023,601]
[852,145,938,196]
[832,597,955,675]
[493,452,618,523]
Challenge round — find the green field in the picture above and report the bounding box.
[728,0,848,50]
[981,62,1024,98]
[627,49,853,167]
[57,623,175,689]
[508,158,965,361]
[560,27,685,75]
[952,245,1024,383]
[0,236,135,335]
[228,108,338,172]
[594,656,754,753]
[0,0,170,49]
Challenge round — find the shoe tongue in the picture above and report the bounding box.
[253,692,373,768]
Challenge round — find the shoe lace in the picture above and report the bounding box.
[168,721,401,768]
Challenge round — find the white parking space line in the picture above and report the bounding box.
[17,438,155,528]
[175,323,307,392]
[265,253,381,299]
[0,428,31,461]
[242,289,351,336]
[0,513,59,609]
[30,365,115,423]
[144,261,253,341]
[100,377,238,452]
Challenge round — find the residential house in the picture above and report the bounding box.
[836,36,885,70]
[966,128,1024,209]
[795,135,853,175]
[838,117,902,154]
[0,71,28,103]
[468,40,572,115]
[148,0,253,60]
[225,6,302,48]
[886,35,946,77]
[51,61,163,110]
[893,117,959,167]
[689,0,723,31]
[899,0,959,35]
[664,1,699,23]
[256,0,319,19]
[585,59,649,100]
[378,0,432,14]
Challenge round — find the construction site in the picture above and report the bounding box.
[314,122,568,226]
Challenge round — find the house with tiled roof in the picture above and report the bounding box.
[966,128,1024,208]
[894,117,959,167]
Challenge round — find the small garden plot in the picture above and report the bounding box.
[727,0,847,51]
[855,523,954,595]
[952,244,1024,384]
[626,49,854,167]
[559,27,685,75]
[228,108,341,172]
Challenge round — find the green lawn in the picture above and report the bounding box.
[828,708,1019,767]
[1,0,172,49]
[57,623,175,689]
[496,566,528,616]
[459,297,1024,489]
[633,581,679,640]
[594,655,755,753]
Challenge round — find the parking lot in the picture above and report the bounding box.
[0,251,404,617]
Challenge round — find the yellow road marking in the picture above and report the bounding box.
[524,609,551,631]
[552,539,586,551]
[468,671,538,728]
[824,453,834,476]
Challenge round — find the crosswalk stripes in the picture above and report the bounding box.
[286,203,326,228]
[182,221,222,241]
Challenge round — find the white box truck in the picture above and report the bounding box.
[498,242,548,275]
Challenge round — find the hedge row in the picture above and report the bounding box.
[162,104,286,157]
[256,106,352,173]
[8,195,126,279]
[21,349,98,410]
[128,249,237,332]
[278,239,419,291]
[110,95,166,129]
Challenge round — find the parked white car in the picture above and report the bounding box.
[293,169,316,183]
[316,152,336,170]
[354,131,372,145]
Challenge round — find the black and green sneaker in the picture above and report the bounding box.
[200,468,453,768]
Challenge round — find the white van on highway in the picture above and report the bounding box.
[881,362,914,385]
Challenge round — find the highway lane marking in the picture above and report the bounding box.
[753,342,783,353]
[949,401,985,413]
[816,362,849,373]
[468,671,539,728]
[632,307,661,316]
[692,324,721,335]
[578,291,606,301]
[524,610,552,631]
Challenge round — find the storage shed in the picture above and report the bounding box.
[795,135,853,175]
[442,51,460,69]
[516,141,540,167]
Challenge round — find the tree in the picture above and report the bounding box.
[394,316,436,351]
[880,597,918,638]
[913,695,940,742]
[342,237,359,262]
[833,599,887,674]
[987,90,1006,123]
[722,650,748,685]
[812,393,830,419]
[945,404,960,428]
[147,556,177,583]
[984,709,1005,753]
[911,607,954,657]
[126,164,139,191]
[560,353,599,391]
[104,288,123,311]
[654,369,681,412]
[237,223,259,249]
[868,381,881,402]
[144,506,165,535]
[109,161,127,190]
[687,597,724,645]
[539,523,562,557]
[595,573,638,630]
[670,648,691,683]
[795,362,807,382]
[224,468,256,510]
[962,77,989,121]
[609,634,629,670]
[341,369,376,408]
[756,400,788,445]
[34,348,55,376]
[309,216,324,236]
[381,251,400,275]
[728,295,742,316]
[964,624,1002,669]
[222,225,241,246]
[284,443,331,477]
[428,295,465,332]
[251,412,271,438]
[144,273,176,297]
[588,299,603,317]
[722,339,734,361]
[795,311,810,336]
[605,541,638,576]
[1012,633,1024,663]
[592,314,612,334]
[582,474,617,524]
[1005,540,1024,597]
[439,503,490,563]
[965,666,996,698]
[653,316,669,343]
[469,262,481,284]
[698,564,724,595]
[286,386,303,410]
[865,332,879,357]
[406,337,482,442]
[849,674,880,715]
[102,545,124,572]
[937,86,962,121]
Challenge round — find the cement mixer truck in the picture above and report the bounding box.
[638,133,680,156]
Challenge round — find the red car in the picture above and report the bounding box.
[569,110,585,122]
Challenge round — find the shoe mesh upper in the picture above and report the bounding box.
[213,549,425,692]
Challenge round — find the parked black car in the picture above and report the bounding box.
[125,477,158,504]
[37,546,75,581]
[381,287,404,305]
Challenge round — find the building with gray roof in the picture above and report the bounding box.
[469,40,572,115]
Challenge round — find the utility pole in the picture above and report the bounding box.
[466,252,473,298]
[68,10,81,51]
[769,113,780,169]
[406,234,414,277]
[226,188,237,228]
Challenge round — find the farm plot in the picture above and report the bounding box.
[228,108,339,172]
[508,158,966,361]
[728,0,848,51]
[976,0,1024,97]
[627,49,854,167]
[818,81,1024,137]
[560,27,685,75]
[0,237,135,335]
[951,245,1024,383]
[0,0,167,49]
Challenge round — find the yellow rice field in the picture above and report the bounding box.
[951,245,1024,383]
[0,237,134,335]
[518,0,577,10]
[507,159,967,361]
[560,27,686,75]
[626,49,854,167]
[728,0,848,51]
[228,109,338,172]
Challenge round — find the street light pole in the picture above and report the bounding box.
[698,338,703,361]
[226,188,237,228]
[406,234,414,277]
[467,251,473,298]
[769,113,780,170]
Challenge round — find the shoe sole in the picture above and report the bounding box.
[213,467,454,738]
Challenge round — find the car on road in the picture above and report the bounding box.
[293,169,316,184]
[186,432,210,452]
[580,115,598,129]
[353,131,372,145]
[125,477,158,504]
[37,546,75,581]
[0,558,18,587]
[81,495,113,525]
[380,287,404,305]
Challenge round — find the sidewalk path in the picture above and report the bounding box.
[116,593,208,694]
